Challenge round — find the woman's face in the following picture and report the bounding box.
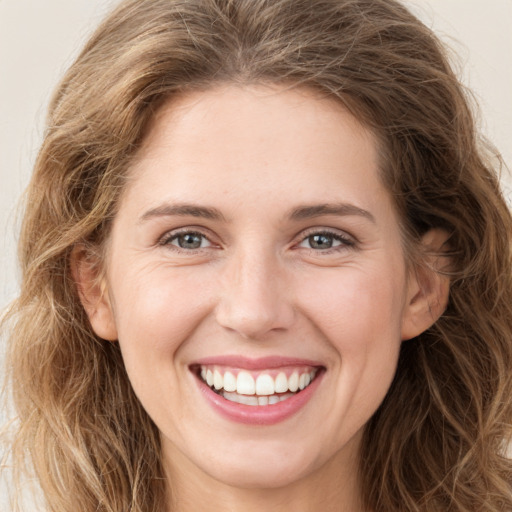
[84,85,431,491]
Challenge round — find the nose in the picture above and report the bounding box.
[215,249,295,340]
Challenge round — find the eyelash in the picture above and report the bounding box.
[157,228,356,254]
[297,229,356,253]
[158,229,214,252]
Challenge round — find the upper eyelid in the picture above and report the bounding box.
[156,225,357,247]
[297,234,354,250]
[158,227,216,246]
[295,226,357,243]
[161,224,213,233]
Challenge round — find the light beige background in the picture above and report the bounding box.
[1,0,511,507]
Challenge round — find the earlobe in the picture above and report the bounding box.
[70,245,118,341]
[401,229,451,341]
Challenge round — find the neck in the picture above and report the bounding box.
[163,438,364,512]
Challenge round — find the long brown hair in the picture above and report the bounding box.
[2,1,511,510]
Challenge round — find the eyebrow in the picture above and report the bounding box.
[138,201,375,224]
[288,203,376,223]
[138,203,226,223]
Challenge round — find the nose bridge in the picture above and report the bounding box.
[215,243,293,339]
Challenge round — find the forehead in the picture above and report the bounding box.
[140,84,374,156]
[119,84,394,228]
[124,84,385,207]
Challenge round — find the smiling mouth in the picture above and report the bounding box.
[193,365,322,406]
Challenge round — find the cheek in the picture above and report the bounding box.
[107,264,220,430]
[110,263,217,363]
[296,267,405,438]
[300,266,405,392]
[298,266,406,350]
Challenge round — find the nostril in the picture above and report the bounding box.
[215,300,295,340]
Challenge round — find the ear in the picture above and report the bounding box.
[401,229,451,341]
[70,245,118,341]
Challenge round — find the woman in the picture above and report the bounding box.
[2,0,511,511]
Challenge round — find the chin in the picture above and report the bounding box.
[168,428,344,491]
[203,449,318,490]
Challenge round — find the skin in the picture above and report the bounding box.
[77,84,449,511]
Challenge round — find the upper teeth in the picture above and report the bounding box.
[200,367,317,396]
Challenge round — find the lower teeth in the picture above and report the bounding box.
[220,390,295,406]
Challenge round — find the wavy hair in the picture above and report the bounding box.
[2,0,511,510]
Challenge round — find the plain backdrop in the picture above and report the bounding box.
[0,0,511,508]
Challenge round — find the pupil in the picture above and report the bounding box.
[179,233,202,249]
[310,234,332,249]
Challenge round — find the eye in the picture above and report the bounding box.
[298,231,354,251]
[162,231,212,250]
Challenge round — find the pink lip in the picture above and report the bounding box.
[191,357,325,426]
[192,355,324,371]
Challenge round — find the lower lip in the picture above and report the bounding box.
[195,370,324,425]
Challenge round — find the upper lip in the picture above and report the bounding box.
[191,355,324,371]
